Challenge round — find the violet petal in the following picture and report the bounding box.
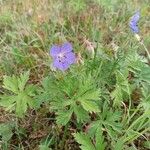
[129,11,140,33]
[50,45,61,58]
[53,59,70,71]
[61,42,73,53]
[65,52,76,64]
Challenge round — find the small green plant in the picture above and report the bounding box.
[0,71,37,117]
[0,122,14,149]
[74,125,106,150]
[40,71,101,126]
[0,0,150,149]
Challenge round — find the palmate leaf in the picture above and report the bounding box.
[74,128,106,150]
[111,85,122,106]
[95,127,106,150]
[88,120,101,137]
[34,76,57,107]
[73,132,96,150]
[79,89,101,113]
[80,100,100,113]
[0,95,16,110]
[18,71,30,91]
[73,105,90,123]
[127,53,150,84]
[0,71,37,117]
[3,75,18,94]
[127,52,147,73]
[15,93,32,117]
[56,109,73,126]
[46,72,101,126]
[141,95,150,112]
[0,122,14,142]
[88,120,106,150]
[102,103,122,135]
[111,71,130,106]
[89,102,122,140]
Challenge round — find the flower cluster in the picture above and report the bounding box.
[50,11,142,71]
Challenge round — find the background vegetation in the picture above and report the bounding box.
[0,0,150,149]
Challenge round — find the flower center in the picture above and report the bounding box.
[57,53,66,62]
[58,53,64,59]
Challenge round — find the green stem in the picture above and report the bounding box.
[127,105,141,125]
[140,41,150,61]
[127,83,132,119]
[126,112,147,132]
[126,127,150,143]
[95,60,103,79]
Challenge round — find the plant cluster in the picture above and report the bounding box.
[0,0,150,149]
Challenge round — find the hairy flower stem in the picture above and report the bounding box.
[135,34,150,61]
[140,41,150,61]
[95,60,103,79]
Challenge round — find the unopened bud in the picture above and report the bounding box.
[83,38,96,59]
[134,34,141,42]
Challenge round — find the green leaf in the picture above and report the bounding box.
[15,93,28,117]
[18,71,30,91]
[73,105,90,123]
[25,84,36,96]
[1,71,36,117]
[88,121,106,150]
[127,53,146,73]
[79,90,100,113]
[139,66,150,84]
[3,75,18,93]
[0,123,14,142]
[73,132,96,150]
[56,109,73,126]
[88,121,101,137]
[80,90,100,101]
[0,95,16,109]
[41,76,55,90]
[111,85,123,106]
[95,127,106,150]
[80,99,100,113]
[111,71,130,106]
[113,138,125,150]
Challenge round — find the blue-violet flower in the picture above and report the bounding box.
[50,42,76,71]
[129,11,140,33]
